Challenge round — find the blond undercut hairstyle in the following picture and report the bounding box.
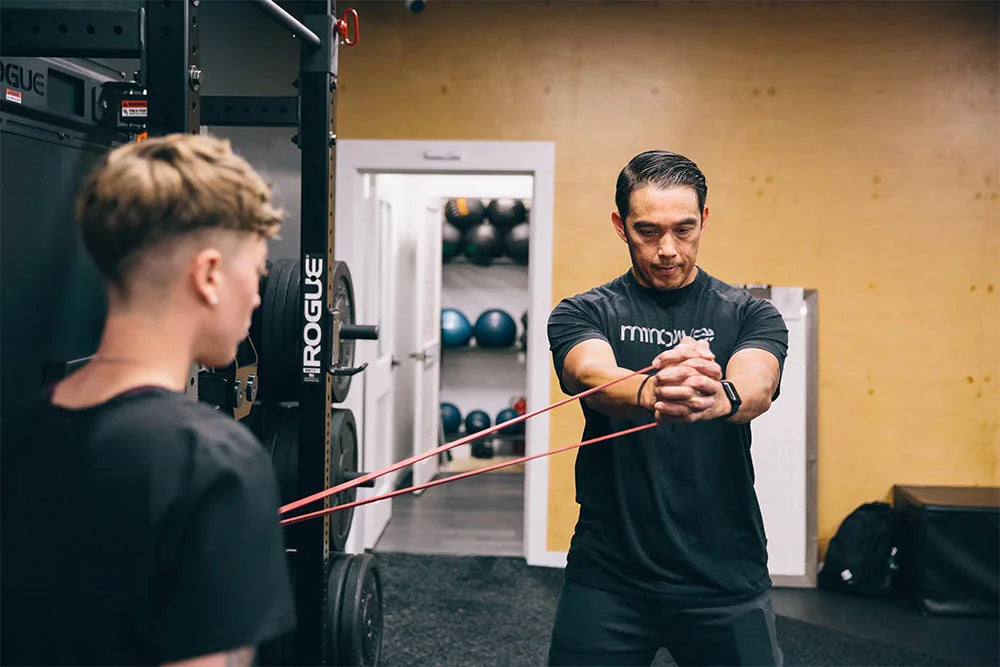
[76,133,282,293]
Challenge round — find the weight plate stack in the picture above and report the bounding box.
[249,259,270,359]
[330,408,359,552]
[257,259,358,404]
[259,258,300,403]
[326,553,383,667]
[259,406,300,507]
[259,406,359,552]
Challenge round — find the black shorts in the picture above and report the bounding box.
[547,578,783,667]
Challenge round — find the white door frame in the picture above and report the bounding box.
[335,140,557,566]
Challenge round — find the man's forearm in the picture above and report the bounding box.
[564,363,651,420]
[721,368,775,423]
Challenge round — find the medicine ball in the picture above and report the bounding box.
[442,221,463,262]
[496,408,524,436]
[471,440,494,459]
[486,198,527,230]
[444,197,486,232]
[504,222,530,264]
[440,402,462,435]
[473,309,517,348]
[441,308,472,347]
[462,222,502,266]
[465,409,491,435]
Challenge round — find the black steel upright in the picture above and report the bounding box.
[292,4,339,664]
[0,9,144,58]
[144,0,200,135]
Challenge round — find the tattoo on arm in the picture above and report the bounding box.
[225,647,255,667]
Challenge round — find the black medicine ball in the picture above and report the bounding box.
[445,197,486,232]
[442,221,463,262]
[503,222,530,264]
[462,222,502,266]
[486,198,527,230]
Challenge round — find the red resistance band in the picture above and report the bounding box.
[281,422,658,526]
[279,365,656,524]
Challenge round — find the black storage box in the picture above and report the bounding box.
[893,485,1000,617]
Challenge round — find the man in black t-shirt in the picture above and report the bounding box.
[1,134,293,666]
[547,150,788,666]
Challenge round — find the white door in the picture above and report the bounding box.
[337,175,395,553]
[411,203,442,486]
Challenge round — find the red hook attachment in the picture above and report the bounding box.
[336,8,359,46]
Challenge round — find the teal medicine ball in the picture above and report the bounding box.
[441,308,472,347]
[496,408,523,436]
[440,402,462,434]
[473,309,517,348]
[464,409,491,435]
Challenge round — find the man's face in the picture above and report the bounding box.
[612,185,708,291]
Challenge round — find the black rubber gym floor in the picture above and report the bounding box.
[373,552,998,666]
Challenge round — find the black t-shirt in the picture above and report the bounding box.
[547,267,789,604]
[1,387,295,665]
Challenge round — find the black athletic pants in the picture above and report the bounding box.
[547,578,783,666]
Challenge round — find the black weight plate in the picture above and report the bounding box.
[273,259,300,402]
[273,259,298,401]
[257,407,279,460]
[278,259,301,400]
[248,259,271,357]
[260,259,298,403]
[325,552,354,665]
[330,409,358,552]
[262,259,356,404]
[338,554,383,667]
[270,407,299,507]
[259,259,288,387]
[331,261,355,404]
[261,261,285,404]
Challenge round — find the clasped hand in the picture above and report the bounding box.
[647,336,728,424]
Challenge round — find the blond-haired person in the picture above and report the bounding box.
[2,134,294,666]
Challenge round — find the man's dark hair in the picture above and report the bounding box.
[615,150,708,223]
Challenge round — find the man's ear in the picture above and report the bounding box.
[191,246,224,306]
[700,206,710,232]
[612,211,628,243]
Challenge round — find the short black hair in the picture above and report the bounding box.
[615,150,708,222]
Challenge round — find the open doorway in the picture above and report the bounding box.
[335,141,555,564]
[377,173,532,557]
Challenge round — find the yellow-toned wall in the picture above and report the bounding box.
[338,1,1000,556]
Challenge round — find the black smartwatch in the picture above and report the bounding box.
[719,380,741,420]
